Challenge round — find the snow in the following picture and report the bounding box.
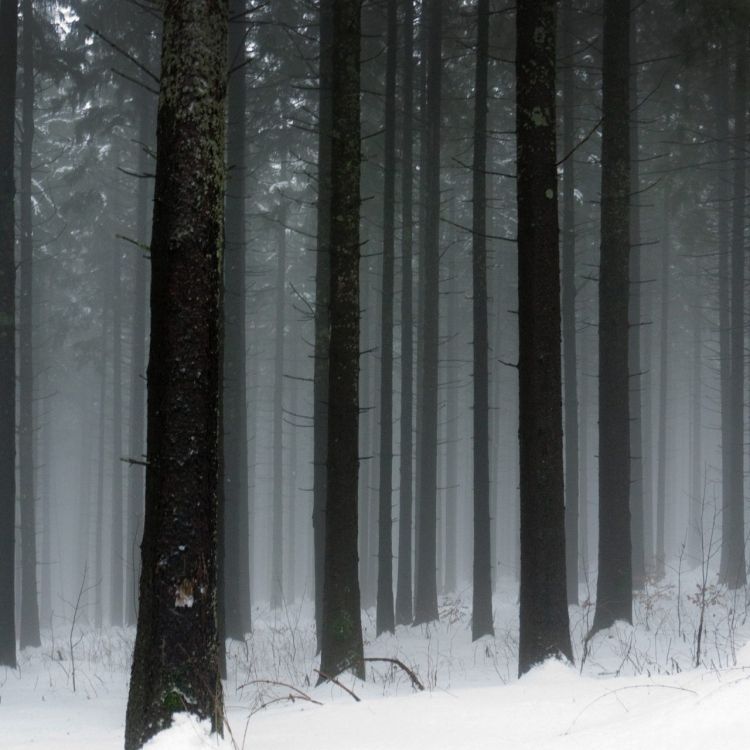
[4,569,750,749]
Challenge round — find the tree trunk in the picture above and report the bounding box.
[222,0,251,639]
[376,0,397,637]
[628,6,645,590]
[312,0,333,650]
[94,308,108,629]
[591,0,632,634]
[561,0,579,606]
[0,0,18,668]
[720,36,747,588]
[471,0,493,641]
[688,297,702,565]
[655,192,669,580]
[715,43,732,584]
[516,0,573,675]
[111,228,124,627]
[395,0,415,627]
[318,0,364,683]
[271,199,286,609]
[413,0,442,627]
[19,0,40,650]
[124,2,227,745]
[444,251,458,594]
[126,91,152,628]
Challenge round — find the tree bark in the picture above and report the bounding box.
[628,4,645,589]
[376,0,397,637]
[222,0,251,638]
[655,191,669,580]
[715,43,732,584]
[560,0,579,606]
[19,0,40,650]
[471,0,493,641]
[318,0,364,682]
[395,0,415,627]
[124,2,227,745]
[312,0,333,650]
[126,90,152,628]
[271,197,286,609]
[0,0,18,668]
[516,0,573,675]
[111,219,124,627]
[720,35,747,588]
[591,0,632,634]
[413,0,442,627]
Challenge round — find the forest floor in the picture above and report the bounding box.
[4,566,750,749]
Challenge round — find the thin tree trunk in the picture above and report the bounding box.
[395,0,415,627]
[561,0,579,606]
[720,36,747,588]
[39,364,52,625]
[413,0,442,627]
[376,0,397,636]
[286,372,298,601]
[19,0,40,649]
[271,200,286,609]
[222,0,251,638]
[655,192,669,580]
[516,0,572,675]
[591,0,632,634]
[471,0,493,640]
[95,308,108,629]
[318,0,364,682]
[716,43,732,584]
[688,298,702,565]
[111,229,124,627]
[444,252,458,594]
[0,0,18,668]
[126,95,151,628]
[312,0,333,650]
[628,4,645,590]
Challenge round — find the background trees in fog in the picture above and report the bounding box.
[1,0,750,739]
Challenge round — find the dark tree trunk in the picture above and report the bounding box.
[95,308,108,629]
[715,44,732,584]
[222,0,251,638]
[516,0,573,676]
[591,0,632,634]
[39,365,52,625]
[579,344,590,573]
[720,36,747,588]
[444,251,458,594]
[286,372,298,600]
[271,199,286,609]
[560,0,579,606]
[111,233,124,627]
[124,2,227,746]
[628,6,645,589]
[413,0,442,627]
[313,0,333,650]
[655,193,669,580]
[126,93,152,628]
[0,0,18,668]
[395,0,415,627]
[318,0,364,682]
[470,0,493,641]
[376,0,397,637]
[688,298,702,564]
[641,260,654,573]
[18,0,40,650]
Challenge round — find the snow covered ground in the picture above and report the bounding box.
[4,569,750,749]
